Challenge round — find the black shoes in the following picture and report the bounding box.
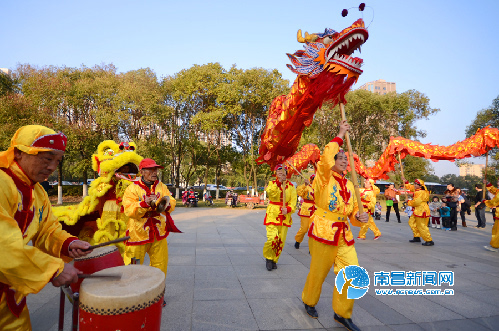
[304,303,318,318]
[272,262,277,269]
[385,220,389,222]
[409,237,421,243]
[266,259,273,271]
[334,313,361,331]
[295,241,300,249]
[422,241,434,246]
[450,227,457,231]
[398,220,401,223]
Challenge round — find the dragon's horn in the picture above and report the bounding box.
[297,30,318,43]
[304,32,318,42]
[297,30,306,43]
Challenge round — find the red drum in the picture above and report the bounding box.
[71,246,124,293]
[79,265,165,331]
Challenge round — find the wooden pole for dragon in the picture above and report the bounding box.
[339,103,364,214]
[483,150,489,200]
[398,153,405,180]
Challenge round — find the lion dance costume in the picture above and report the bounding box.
[0,125,78,330]
[263,164,297,270]
[404,179,433,246]
[357,179,381,240]
[302,138,363,320]
[54,140,143,254]
[485,183,499,252]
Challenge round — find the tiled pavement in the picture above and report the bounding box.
[30,206,499,330]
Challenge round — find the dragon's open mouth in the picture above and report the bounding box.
[325,20,369,74]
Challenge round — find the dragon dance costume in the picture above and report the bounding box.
[122,177,177,276]
[485,183,499,250]
[294,176,315,246]
[0,126,77,331]
[263,177,297,265]
[404,180,432,244]
[357,179,381,240]
[302,137,363,319]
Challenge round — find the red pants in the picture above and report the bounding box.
[431,217,440,225]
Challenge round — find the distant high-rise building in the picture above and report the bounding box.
[358,79,396,95]
[459,164,485,177]
[0,68,12,76]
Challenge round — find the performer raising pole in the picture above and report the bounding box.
[301,120,368,331]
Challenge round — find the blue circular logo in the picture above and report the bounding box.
[335,265,370,299]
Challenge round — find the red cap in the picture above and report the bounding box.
[31,132,67,152]
[139,158,164,170]
[274,163,288,172]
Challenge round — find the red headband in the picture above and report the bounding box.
[31,132,67,152]
[274,163,288,172]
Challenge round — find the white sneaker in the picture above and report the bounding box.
[484,246,499,252]
[431,224,436,228]
[437,225,441,229]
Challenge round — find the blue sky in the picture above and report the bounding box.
[2,0,498,177]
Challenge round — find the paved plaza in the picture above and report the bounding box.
[30,206,499,330]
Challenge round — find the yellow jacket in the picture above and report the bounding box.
[486,184,499,220]
[0,163,75,316]
[309,138,362,246]
[297,184,315,217]
[264,179,297,227]
[405,183,430,218]
[123,179,176,245]
[360,188,376,215]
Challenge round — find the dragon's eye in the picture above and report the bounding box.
[105,149,114,156]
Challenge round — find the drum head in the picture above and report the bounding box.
[79,265,165,315]
[75,245,119,261]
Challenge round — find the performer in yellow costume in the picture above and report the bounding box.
[485,179,499,252]
[357,179,381,240]
[294,174,315,249]
[263,164,297,271]
[403,177,433,246]
[301,120,368,331]
[123,158,180,279]
[0,125,91,331]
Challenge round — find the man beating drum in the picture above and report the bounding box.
[0,125,92,331]
[122,158,179,305]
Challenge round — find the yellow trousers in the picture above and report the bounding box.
[358,215,381,239]
[263,225,288,263]
[302,236,359,319]
[124,238,169,276]
[491,219,499,248]
[408,215,432,242]
[0,299,31,331]
[295,216,312,243]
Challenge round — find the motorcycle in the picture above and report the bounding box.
[186,191,198,207]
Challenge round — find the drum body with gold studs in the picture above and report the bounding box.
[78,265,165,331]
[71,245,124,293]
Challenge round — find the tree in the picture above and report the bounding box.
[227,67,289,194]
[301,89,439,180]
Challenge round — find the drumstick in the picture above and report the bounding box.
[82,236,130,251]
[78,274,122,279]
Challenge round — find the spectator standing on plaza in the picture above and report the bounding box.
[440,203,451,230]
[474,184,486,228]
[442,183,459,231]
[384,183,401,223]
[429,196,442,229]
[374,202,382,220]
[459,190,472,223]
[404,197,413,218]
